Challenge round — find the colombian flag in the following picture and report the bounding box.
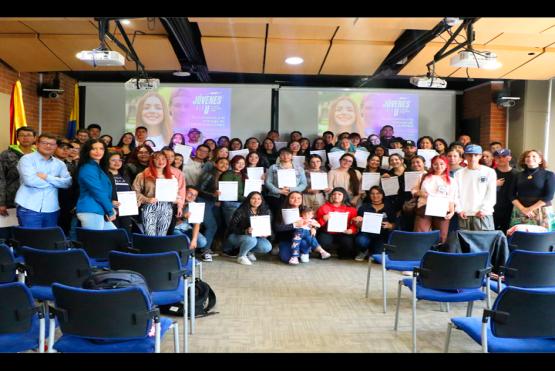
[66,83,79,139]
[9,80,27,145]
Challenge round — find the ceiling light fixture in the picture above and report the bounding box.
[121,19,131,25]
[285,57,304,65]
[173,71,191,77]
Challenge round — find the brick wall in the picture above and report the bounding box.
[462,81,507,148]
[0,61,76,137]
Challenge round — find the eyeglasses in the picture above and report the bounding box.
[39,141,57,147]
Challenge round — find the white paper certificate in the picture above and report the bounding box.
[327,151,345,170]
[274,141,288,151]
[361,212,384,234]
[116,191,139,216]
[381,156,390,170]
[0,208,19,227]
[418,149,439,168]
[218,181,239,201]
[327,212,349,233]
[173,144,193,164]
[388,148,405,158]
[282,208,300,225]
[381,176,400,196]
[244,179,263,197]
[292,156,306,169]
[404,172,423,192]
[229,149,249,161]
[247,167,264,180]
[425,195,449,217]
[155,178,178,202]
[354,150,370,168]
[310,150,327,162]
[188,202,205,224]
[250,215,272,237]
[362,172,381,191]
[310,172,328,190]
[277,169,297,188]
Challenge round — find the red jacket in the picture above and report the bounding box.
[316,202,358,234]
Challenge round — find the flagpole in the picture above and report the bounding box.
[38,73,43,134]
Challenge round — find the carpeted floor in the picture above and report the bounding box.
[162,253,486,353]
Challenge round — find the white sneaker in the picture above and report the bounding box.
[202,252,213,262]
[355,252,368,262]
[247,252,257,262]
[271,246,279,256]
[237,256,252,265]
[300,254,310,263]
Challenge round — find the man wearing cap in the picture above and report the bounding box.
[185,127,203,153]
[403,140,417,167]
[493,149,518,233]
[454,144,497,231]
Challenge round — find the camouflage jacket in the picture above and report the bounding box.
[0,145,35,207]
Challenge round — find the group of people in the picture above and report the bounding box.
[0,123,553,267]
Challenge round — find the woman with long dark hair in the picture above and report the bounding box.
[327,153,363,207]
[76,139,116,230]
[227,191,272,265]
[220,155,248,225]
[123,144,153,185]
[169,133,186,151]
[260,137,278,166]
[105,151,133,233]
[353,186,397,261]
[114,132,136,163]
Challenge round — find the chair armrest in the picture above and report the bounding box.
[169,269,189,280]
[49,304,69,323]
[476,266,492,278]
[482,308,509,324]
[71,240,83,248]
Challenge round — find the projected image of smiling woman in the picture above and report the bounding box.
[327,96,364,136]
[135,92,172,149]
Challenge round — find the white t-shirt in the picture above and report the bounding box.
[454,165,497,216]
[417,175,458,209]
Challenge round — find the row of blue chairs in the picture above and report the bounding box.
[364,230,555,352]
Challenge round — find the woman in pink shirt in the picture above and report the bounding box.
[412,155,457,243]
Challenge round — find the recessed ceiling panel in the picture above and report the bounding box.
[20,19,98,34]
[474,18,555,34]
[0,21,35,34]
[130,35,180,70]
[398,42,458,77]
[268,24,336,40]
[321,40,394,76]
[0,34,68,71]
[502,48,555,80]
[201,37,265,73]
[265,39,329,75]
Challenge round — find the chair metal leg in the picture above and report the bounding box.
[198,261,203,280]
[439,303,445,312]
[382,253,387,313]
[412,277,417,353]
[466,301,474,317]
[444,322,453,353]
[183,277,189,353]
[486,276,491,309]
[155,320,161,353]
[365,259,372,298]
[38,317,45,353]
[394,280,403,331]
[48,314,56,353]
[190,257,196,335]
[481,320,488,353]
[172,322,180,353]
[445,303,450,312]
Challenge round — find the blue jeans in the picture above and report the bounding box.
[355,231,389,255]
[222,201,241,226]
[77,213,117,230]
[172,229,208,250]
[278,229,320,263]
[16,206,59,228]
[228,234,272,257]
[198,198,222,251]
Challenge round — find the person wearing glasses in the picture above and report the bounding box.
[14,133,72,227]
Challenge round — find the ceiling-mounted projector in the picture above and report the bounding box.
[450,51,501,69]
[410,76,447,89]
[125,78,160,90]
[76,50,125,67]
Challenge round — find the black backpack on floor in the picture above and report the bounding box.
[82,269,150,293]
[159,278,217,318]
